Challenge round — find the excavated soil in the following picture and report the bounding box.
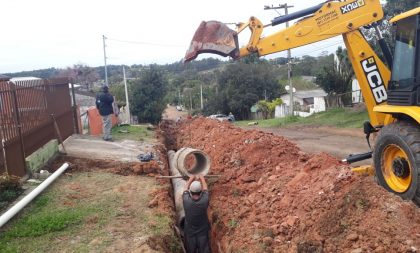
[161,117,420,253]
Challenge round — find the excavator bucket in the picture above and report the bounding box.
[184,21,239,62]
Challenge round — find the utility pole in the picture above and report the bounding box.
[264,3,294,115]
[189,92,193,113]
[122,66,131,124]
[103,35,108,86]
[200,84,203,110]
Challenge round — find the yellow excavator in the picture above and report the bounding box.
[185,0,420,205]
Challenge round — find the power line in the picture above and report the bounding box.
[107,37,185,48]
[294,40,345,58]
[262,39,344,60]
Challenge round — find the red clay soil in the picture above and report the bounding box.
[163,118,420,253]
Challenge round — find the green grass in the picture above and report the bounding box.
[111,124,154,141]
[147,213,173,236]
[235,108,369,129]
[0,171,179,253]
[0,173,123,253]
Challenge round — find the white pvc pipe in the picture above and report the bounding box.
[0,162,69,228]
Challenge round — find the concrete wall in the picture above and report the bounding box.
[313,96,326,113]
[275,104,288,118]
[25,139,59,173]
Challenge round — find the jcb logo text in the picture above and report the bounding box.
[361,57,387,104]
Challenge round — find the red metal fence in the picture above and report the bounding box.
[0,78,75,177]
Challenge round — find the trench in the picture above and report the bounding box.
[159,119,220,253]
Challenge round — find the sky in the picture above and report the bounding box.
[0,0,346,73]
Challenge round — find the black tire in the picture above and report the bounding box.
[373,121,420,205]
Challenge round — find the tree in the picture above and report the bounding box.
[257,100,271,119]
[256,98,283,119]
[293,55,318,76]
[56,64,99,91]
[130,67,167,124]
[109,84,126,107]
[384,0,419,18]
[211,61,280,119]
[315,47,354,107]
[362,0,419,60]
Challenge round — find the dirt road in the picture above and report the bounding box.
[163,105,188,120]
[246,126,372,165]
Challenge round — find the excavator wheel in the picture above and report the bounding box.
[373,121,420,205]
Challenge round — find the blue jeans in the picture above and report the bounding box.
[102,114,112,140]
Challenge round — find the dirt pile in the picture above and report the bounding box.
[165,117,420,253]
[52,155,166,176]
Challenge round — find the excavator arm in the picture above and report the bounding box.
[185,0,390,126]
[185,0,384,60]
[184,0,420,206]
[239,0,384,58]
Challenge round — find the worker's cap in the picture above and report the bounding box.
[102,86,109,92]
[190,181,202,193]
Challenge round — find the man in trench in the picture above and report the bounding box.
[183,175,211,253]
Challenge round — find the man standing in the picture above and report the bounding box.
[183,175,211,253]
[95,86,114,141]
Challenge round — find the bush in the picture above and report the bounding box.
[0,174,23,211]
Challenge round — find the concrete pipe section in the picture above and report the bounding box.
[173,147,211,177]
[168,150,187,227]
[168,148,211,230]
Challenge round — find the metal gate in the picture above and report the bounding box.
[0,78,74,177]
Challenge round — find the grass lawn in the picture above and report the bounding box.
[0,171,180,252]
[111,124,154,141]
[235,108,369,128]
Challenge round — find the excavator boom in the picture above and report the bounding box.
[184,0,384,61]
[183,0,420,206]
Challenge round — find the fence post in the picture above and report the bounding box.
[70,82,80,134]
[10,82,27,174]
[0,125,8,175]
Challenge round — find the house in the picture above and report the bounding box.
[277,89,327,118]
[352,79,363,104]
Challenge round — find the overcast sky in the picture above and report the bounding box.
[0,0,346,73]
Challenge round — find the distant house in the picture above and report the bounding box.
[301,76,316,82]
[10,76,41,82]
[277,89,327,118]
[352,79,363,104]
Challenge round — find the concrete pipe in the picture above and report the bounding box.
[173,147,211,177]
[168,150,187,228]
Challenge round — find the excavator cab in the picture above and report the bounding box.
[388,10,420,106]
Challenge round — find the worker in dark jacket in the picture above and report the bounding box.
[95,86,114,141]
[183,175,211,253]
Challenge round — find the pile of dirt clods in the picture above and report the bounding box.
[165,118,420,253]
